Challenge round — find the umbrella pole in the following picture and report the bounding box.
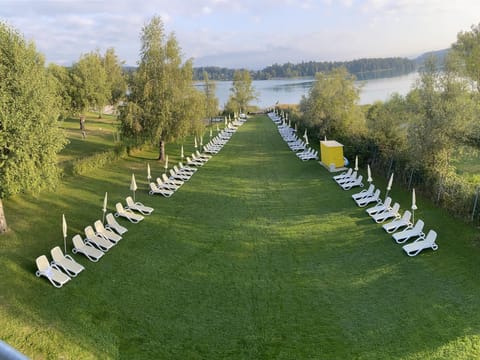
[63,235,67,254]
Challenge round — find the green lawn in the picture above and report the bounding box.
[1,115,480,359]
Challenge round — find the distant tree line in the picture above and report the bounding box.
[194,57,416,81]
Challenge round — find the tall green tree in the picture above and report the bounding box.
[0,22,67,232]
[203,71,219,123]
[226,70,257,113]
[103,48,127,106]
[119,16,204,160]
[452,23,480,92]
[47,63,73,120]
[299,67,365,140]
[70,50,109,116]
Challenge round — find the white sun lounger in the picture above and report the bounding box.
[371,202,401,223]
[366,197,392,216]
[115,203,144,223]
[178,162,198,173]
[333,168,352,182]
[341,175,363,190]
[382,210,413,234]
[94,220,122,243]
[393,220,425,244]
[162,173,183,187]
[403,230,438,256]
[72,234,105,262]
[50,246,85,277]
[170,168,190,182]
[355,189,381,207]
[36,255,71,288]
[156,177,179,192]
[149,182,174,197]
[125,196,154,215]
[85,225,115,251]
[186,156,204,167]
[352,184,374,201]
[105,213,128,235]
[336,170,356,185]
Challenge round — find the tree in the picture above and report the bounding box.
[103,48,127,106]
[0,22,67,233]
[203,71,219,123]
[226,70,257,113]
[119,16,204,160]
[452,23,480,92]
[299,67,365,140]
[70,50,109,116]
[47,63,73,120]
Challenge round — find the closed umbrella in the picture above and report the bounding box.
[303,129,309,146]
[295,123,297,132]
[194,136,198,149]
[200,135,203,147]
[385,172,394,201]
[147,163,151,182]
[130,173,137,201]
[102,192,108,224]
[411,188,418,223]
[164,155,169,173]
[62,214,67,253]
[180,145,184,159]
[354,156,358,171]
[367,164,373,183]
[210,128,213,138]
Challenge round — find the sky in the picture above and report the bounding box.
[1,0,480,69]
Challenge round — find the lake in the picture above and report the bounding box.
[200,72,419,109]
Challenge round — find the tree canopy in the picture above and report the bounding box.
[0,22,67,200]
[225,70,257,114]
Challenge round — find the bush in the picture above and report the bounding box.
[72,145,126,176]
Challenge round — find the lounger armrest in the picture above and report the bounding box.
[64,254,75,262]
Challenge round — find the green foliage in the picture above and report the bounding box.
[119,16,205,160]
[102,48,127,105]
[452,23,480,92]
[70,51,109,115]
[202,71,219,120]
[0,22,67,198]
[299,67,366,140]
[225,69,257,113]
[72,147,125,176]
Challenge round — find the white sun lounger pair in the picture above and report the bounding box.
[125,196,154,215]
[115,203,144,223]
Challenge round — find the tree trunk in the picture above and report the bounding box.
[0,199,8,234]
[158,139,165,161]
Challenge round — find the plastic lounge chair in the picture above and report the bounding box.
[341,175,363,190]
[149,182,174,197]
[352,184,374,201]
[125,196,154,215]
[50,246,85,277]
[195,150,212,160]
[382,210,413,234]
[105,213,128,235]
[333,168,352,182]
[170,168,190,181]
[162,173,183,187]
[336,170,356,185]
[156,177,179,192]
[94,220,122,243]
[393,220,425,244]
[366,197,392,216]
[403,230,438,256]
[355,189,381,207]
[85,226,115,251]
[178,162,198,173]
[72,234,104,262]
[186,156,204,167]
[35,255,71,288]
[115,202,144,223]
[372,202,401,223]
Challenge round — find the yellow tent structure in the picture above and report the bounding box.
[320,140,345,171]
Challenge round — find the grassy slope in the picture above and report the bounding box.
[1,116,480,359]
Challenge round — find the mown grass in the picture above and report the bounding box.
[1,115,480,359]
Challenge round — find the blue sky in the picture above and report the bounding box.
[1,0,479,68]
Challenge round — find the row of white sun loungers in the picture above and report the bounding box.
[345,178,438,256]
[36,196,156,287]
[268,112,319,161]
[37,119,246,287]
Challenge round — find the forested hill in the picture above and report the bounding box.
[193,57,416,81]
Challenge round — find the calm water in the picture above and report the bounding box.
[200,72,419,109]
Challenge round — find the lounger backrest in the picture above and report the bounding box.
[162,174,170,182]
[170,169,176,177]
[115,203,125,214]
[356,175,363,183]
[373,189,380,198]
[51,246,64,263]
[126,196,134,207]
[425,230,437,245]
[94,220,105,233]
[106,213,116,225]
[72,234,85,249]
[149,183,158,192]
[391,203,400,214]
[36,255,50,272]
[85,226,95,238]
[383,197,392,208]
[401,210,412,222]
[413,220,424,233]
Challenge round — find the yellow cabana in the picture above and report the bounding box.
[320,140,345,171]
